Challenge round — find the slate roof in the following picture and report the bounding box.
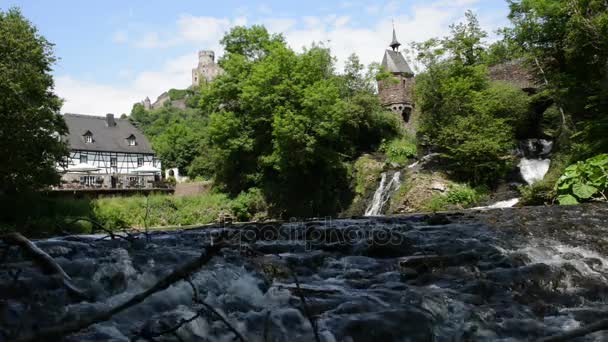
[62,114,155,154]
[382,50,414,76]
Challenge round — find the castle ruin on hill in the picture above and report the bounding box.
[142,50,224,110]
[192,50,224,87]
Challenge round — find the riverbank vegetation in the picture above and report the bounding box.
[0,191,269,236]
[2,1,608,234]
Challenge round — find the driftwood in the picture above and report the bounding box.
[0,232,87,299]
[538,319,608,342]
[14,244,222,342]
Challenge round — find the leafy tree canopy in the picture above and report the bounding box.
[0,8,67,194]
[413,11,531,184]
[506,0,608,156]
[191,26,399,217]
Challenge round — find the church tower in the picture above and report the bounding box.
[377,25,415,127]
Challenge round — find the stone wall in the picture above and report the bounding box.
[377,74,414,106]
[488,59,538,91]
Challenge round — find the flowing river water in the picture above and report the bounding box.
[1,204,608,341]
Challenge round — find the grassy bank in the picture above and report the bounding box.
[0,189,268,236]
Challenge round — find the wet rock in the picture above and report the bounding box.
[399,251,480,271]
[425,214,451,225]
[327,309,435,342]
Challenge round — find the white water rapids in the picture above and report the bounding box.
[364,171,401,216]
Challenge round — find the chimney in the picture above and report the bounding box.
[106,113,116,127]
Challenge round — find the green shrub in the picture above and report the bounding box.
[380,135,417,164]
[230,188,268,221]
[519,181,556,205]
[555,153,608,205]
[165,176,177,186]
[168,88,189,100]
[425,184,487,212]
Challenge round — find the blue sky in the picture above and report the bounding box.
[2,0,511,115]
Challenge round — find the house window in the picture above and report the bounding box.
[110,157,117,167]
[137,157,144,167]
[80,154,87,164]
[83,132,93,143]
[127,135,137,146]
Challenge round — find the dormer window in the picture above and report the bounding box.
[127,134,137,146]
[83,131,93,144]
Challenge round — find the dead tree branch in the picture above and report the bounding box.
[0,232,87,299]
[289,267,321,342]
[539,318,608,342]
[14,244,222,342]
[141,275,247,342]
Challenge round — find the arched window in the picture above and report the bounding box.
[402,107,412,123]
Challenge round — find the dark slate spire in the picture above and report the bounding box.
[390,21,401,51]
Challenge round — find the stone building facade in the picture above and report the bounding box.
[377,28,416,130]
[192,50,223,87]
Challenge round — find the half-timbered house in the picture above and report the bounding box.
[57,113,162,189]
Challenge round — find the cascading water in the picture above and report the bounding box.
[472,197,520,210]
[2,204,608,341]
[364,171,401,216]
[518,139,553,184]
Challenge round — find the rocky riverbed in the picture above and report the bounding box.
[1,204,608,341]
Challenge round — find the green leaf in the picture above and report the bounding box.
[557,194,579,205]
[572,183,598,199]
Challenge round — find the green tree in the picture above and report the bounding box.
[192,26,398,217]
[0,8,67,194]
[507,0,608,155]
[413,11,529,184]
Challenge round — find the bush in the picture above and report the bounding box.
[425,184,487,212]
[380,135,417,164]
[437,113,514,184]
[520,181,555,205]
[230,188,268,221]
[555,154,608,205]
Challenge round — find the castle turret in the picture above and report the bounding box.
[377,25,415,128]
[192,50,224,87]
[143,97,152,110]
[198,50,215,66]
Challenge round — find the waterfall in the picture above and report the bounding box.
[365,171,401,216]
[472,198,520,210]
[519,139,553,185]
[519,158,551,184]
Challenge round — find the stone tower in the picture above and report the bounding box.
[377,26,415,126]
[142,96,152,110]
[192,50,224,87]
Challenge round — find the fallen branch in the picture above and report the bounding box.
[289,267,321,342]
[0,232,87,299]
[14,244,222,342]
[538,318,608,342]
[186,277,247,342]
[64,217,138,243]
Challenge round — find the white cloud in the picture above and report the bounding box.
[112,30,128,44]
[56,52,197,115]
[58,0,506,115]
[259,18,297,33]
